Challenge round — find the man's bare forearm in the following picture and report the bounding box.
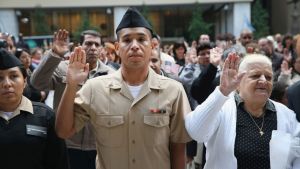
[170,143,186,169]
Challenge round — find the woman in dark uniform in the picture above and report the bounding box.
[0,49,69,169]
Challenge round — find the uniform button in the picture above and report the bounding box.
[132,159,136,163]
[107,121,111,125]
[132,140,135,144]
[131,121,135,125]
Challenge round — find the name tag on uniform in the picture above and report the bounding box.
[26,124,47,138]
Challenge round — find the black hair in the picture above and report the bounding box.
[15,48,30,58]
[196,42,212,55]
[282,34,293,49]
[173,42,187,56]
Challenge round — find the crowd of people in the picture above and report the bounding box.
[1,7,300,169]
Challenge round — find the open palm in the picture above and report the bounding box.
[210,47,223,67]
[220,53,245,96]
[67,47,89,86]
[52,29,69,57]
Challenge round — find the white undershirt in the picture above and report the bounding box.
[0,112,14,121]
[127,84,143,99]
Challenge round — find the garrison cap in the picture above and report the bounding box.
[116,7,153,36]
[0,48,22,70]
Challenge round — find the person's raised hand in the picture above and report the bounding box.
[283,48,292,63]
[66,46,89,86]
[210,47,223,67]
[52,29,69,57]
[219,52,245,96]
[186,48,197,64]
[280,60,292,75]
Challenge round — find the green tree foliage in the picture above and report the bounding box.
[73,11,101,43]
[188,4,212,41]
[251,0,270,39]
[32,7,51,35]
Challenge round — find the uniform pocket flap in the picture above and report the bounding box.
[144,115,169,127]
[96,115,125,128]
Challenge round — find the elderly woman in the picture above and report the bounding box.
[185,53,300,169]
[0,49,69,169]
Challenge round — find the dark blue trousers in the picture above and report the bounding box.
[68,148,97,169]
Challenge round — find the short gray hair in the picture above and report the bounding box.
[238,54,272,73]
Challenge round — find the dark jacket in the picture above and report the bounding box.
[23,77,48,102]
[191,63,220,104]
[270,52,284,81]
[0,101,69,169]
[187,63,220,163]
[287,80,300,121]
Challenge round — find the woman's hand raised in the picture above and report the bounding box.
[219,53,245,96]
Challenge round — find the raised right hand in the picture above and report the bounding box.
[280,60,292,75]
[186,48,197,64]
[219,53,245,96]
[66,47,89,86]
[210,47,223,67]
[283,48,292,63]
[52,29,69,57]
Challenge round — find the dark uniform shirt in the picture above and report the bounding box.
[234,93,277,169]
[0,96,69,169]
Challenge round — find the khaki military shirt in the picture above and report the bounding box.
[0,96,33,121]
[74,69,191,169]
[30,51,115,150]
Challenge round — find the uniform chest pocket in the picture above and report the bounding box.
[143,115,170,146]
[95,115,125,147]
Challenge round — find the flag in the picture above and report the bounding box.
[243,14,255,32]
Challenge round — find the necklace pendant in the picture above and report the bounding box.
[259,130,264,136]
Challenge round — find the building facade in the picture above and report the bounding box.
[0,0,254,42]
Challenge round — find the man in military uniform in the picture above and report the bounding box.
[30,30,115,169]
[55,7,191,169]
